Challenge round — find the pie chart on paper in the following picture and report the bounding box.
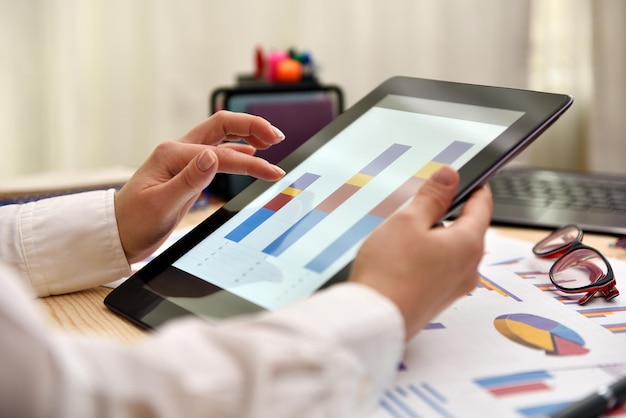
[494,313,589,356]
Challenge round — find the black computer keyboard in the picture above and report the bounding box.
[488,167,626,236]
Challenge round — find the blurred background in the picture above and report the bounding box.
[1,0,624,179]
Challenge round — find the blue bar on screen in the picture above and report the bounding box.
[225,208,274,242]
[305,214,383,272]
[262,209,328,256]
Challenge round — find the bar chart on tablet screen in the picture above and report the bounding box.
[173,139,475,309]
[173,104,505,309]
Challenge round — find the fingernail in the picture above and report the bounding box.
[431,166,455,186]
[273,165,286,176]
[271,126,285,141]
[196,150,216,172]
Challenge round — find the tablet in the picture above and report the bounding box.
[105,76,572,329]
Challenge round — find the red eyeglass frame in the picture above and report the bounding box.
[532,225,619,305]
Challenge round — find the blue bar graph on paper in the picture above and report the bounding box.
[380,388,421,418]
[379,383,454,418]
[474,370,553,388]
[517,402,570,418]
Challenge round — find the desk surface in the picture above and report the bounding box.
[39,204,216,343]
[38,204,626,344]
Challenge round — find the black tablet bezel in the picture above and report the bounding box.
[105,76,572,330]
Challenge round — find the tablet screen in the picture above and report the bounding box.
[105,77,571,328]
[169,95,523,312]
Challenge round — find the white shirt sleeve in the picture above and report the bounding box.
[0,190,131,296]
[0,266,404,418]
[0,192,406,417]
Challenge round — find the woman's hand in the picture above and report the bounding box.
[349,166,493,339]
[115,111,286,263]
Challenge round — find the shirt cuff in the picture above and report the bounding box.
[21,190,131,296]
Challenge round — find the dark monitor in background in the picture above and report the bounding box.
[209,83,344,200]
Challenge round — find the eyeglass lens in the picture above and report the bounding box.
[533,225,582,256]
[551,248,609,291]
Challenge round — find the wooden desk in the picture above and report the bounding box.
[39,203,221,343]
[38,211,626,344]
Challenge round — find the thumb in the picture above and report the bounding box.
[170,148,219,203]
[411,165,459,227]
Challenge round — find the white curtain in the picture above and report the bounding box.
[515,0,626,175]
[516,0,594,170]
[589,0,626,173]
[0,0,530,179]
[3,0,623,180]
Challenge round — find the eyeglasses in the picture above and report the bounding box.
[532,224,619,305]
